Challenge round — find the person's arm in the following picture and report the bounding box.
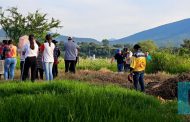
[111,57,115,64]
[130,56,136,73]
[40,44,45,53]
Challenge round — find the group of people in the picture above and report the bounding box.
[0,35,149,92]
[0,34,79,82]
[111,44,151,92]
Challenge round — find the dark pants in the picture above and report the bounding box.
[65,60,76,73]
[36,68,43,80]
[124,64,130,72]
[22,57,36,82]
[133,72,145,92]
[52,64,58,78]
[117,63,124,72]
[75,57,78,66]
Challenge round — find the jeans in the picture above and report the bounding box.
[133,72,145,92]
[117,63,124,72]
[44,62,53,81]
[4,58,17,80]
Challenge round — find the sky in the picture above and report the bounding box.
[1,0,190,41]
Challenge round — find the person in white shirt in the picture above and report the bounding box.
[40,34,55,81]
[22,34,39,82]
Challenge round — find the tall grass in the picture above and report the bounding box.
[0,80,183,122]
[146,52,190,74]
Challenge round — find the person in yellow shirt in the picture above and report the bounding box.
[130,44,146,92]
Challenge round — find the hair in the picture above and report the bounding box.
[3,40,8,45]
[29,34,35,50]
[133,44,141,50]
[8,40,13,45]
[46,34,52,47]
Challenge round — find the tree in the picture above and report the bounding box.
[138,40,158,52]
[181,39,190,49]
[0,7,62,43]
[102,39,109,47]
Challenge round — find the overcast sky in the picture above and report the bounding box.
[1,0,190,41]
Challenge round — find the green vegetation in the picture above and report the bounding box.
[0,7,62,43]
[0,80,183,122]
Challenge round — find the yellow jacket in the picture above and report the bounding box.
[130,51,146,72]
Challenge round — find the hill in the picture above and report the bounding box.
[110,18,190,47]
[55,35,100,44]
[0,29,100,44]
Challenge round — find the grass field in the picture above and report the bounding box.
[0,80,184,122]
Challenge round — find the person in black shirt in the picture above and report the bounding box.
[111,49,124,73]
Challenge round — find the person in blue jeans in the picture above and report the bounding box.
[130,44,146,92]
[40,34,55,81]
[111,49,124,73]
[3,40,17,80]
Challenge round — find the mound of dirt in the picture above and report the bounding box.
[146,73,190,99]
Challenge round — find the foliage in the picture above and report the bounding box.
[0,7,62,43]
[102,39,109,47]
[0,81,183,122]
[138,40,158,52]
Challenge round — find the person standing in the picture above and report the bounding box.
[3,40,17,80]
[22,34,38,82]
[52,40,60,78]
[36,41,44,80]
[130,44,146,92]
[40,34,55,81]
[123,48,133,72]
[111,49,124,73]
[64,37,79,73]
[18,35,29,79]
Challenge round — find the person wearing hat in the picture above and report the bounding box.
[130,44,146,92]
[52,40,60,78]
[111,49,125,73]
[64,37,79,73]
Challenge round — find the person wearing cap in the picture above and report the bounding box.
[52,40,60,78]
[111,49,124,73]
[130,44,146,92]
[64,37,79,73]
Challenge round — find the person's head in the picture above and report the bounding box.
[8,40,13,45]
[116,49,122,54]
[52,40,58,45]
[145,52,149,57]
[3,40,8,45]
[46,34,52,46]
[29,34,35,50]
[68,37,72,41]
[123,47,128,52]
[133,44,141,51]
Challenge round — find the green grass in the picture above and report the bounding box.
[0,80,184,122]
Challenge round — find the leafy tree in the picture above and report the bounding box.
[181,39,190,49]
[102,39,109,47]
[0,7,62,43]
[138,40,158,52]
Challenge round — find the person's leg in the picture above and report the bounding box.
[4,58,10,80]
[117,64,123,72]
[44,62,49,81]
[49,62,53,80]
[22,58,30,81]
[9,58,17,80]
[70,60,76,73]
[52,64,55,78]
[39,68,43,80]
[139,72,145,92]
[55,64,58,76]
[30,57,36,82]
[133,72,140,90]
[65,60,69,73]
[36,68,39,79]
[20,61,24,78]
